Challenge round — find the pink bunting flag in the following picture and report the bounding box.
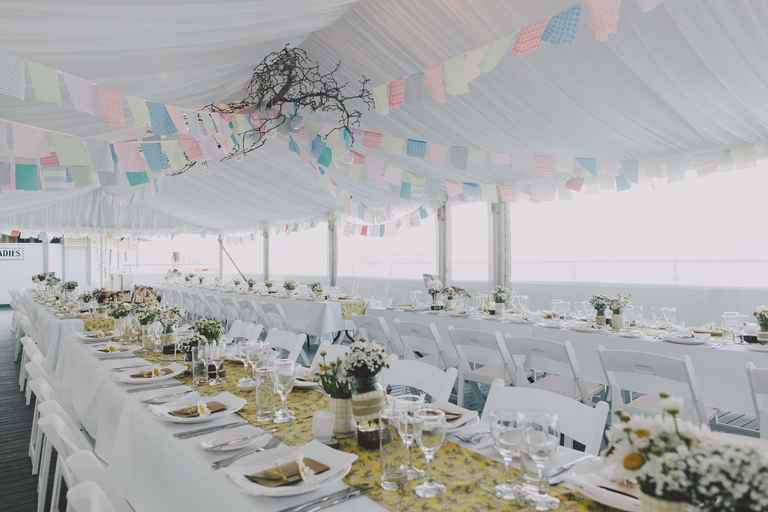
[444,180,463,197]
[179,133,203,161]
[351,150,366,165]
[490,152,512,166]
[96,87,126,130]
[586,0,621,41]
[166,105,189,133]
[113,142,147,171]
[512,19,550,56]
[426,143,448,164]
[362,130,383,149]
[497,184,518,201]
[565,177,584,191]
[424,64,448,104]
[534,153,555,176]
[39,153,60,167]
[388,78,406,110]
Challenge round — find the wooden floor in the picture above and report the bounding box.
[0,308,39,511]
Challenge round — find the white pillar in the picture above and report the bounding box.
[61,236,67,281]
[85,236,93,288]
[262,229,270,281]
[437,203,449,285]
[328,214,338,287]
[41,231,49,274]
[217,234,224,282]
[490,202,510,287]
[98,234,104,288]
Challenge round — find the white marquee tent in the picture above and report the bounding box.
[3,0,768,233]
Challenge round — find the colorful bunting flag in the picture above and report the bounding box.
[362,130,383,149]
[15,162,40,190]
[141,140,169,171]
[41,166,74,190]
[147,102,177,136]
[427,143,448,164]
[380,135,404,154]
[480,35,514,73]
[126,171,149,186]
[585,0,622,41]
[445,180,463,197]
[179,133,203,160]
[318,146,333,167]
[39,153,60,167]
[50,133,90,166]
[443,54,470,96]
[127,96,151,131]
[406,139,427,158]
[166,105,189,133]
[575,157,598,176]
[542,5,582,45]
[113,142,146,171]
[512,19,550,56]
[388,78,406,110]
[162,140,187,169]
[0,51,26,100]
[450,146,469,170]
[372,83,390,115]
[565,177,584,191]
[464,46,487,83]
[615,174,631,191]
[405,72,427,105]
[12,124,47,158]
[27,61,62,105]
[61,72,96,115]
[399,181,412,199]
[424,64,448,104]
[96,87,126,130]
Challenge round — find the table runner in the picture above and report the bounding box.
[140,351,609,511]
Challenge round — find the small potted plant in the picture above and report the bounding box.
[136,305,160,350]
[185,273,195,283]
[608,294,631,331]
[442,286,468,310]
[317,352,355,438]
[345,338,389,449]
[193,318,222,343]
[753,307,768,343]
[232,277,241,288]
[426,278,443,310]
[159,307,181,344]
[310,282,324,297]
[264,280,275,293]
[590,295,610,326]
[247,278,256,291]
[283,280,297,294]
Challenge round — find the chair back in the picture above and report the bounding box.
[265,328,305,363]
[310,343,350,372]
[447,327,512,380]
[482,380,609,456]
[598,347,707,424]
[746,362,768,439]
[391,319,447,368]
[38,414,91,463]
[66,481,117,512]
[66,450,130,512]
[379,359,457,403]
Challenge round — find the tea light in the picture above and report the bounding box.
[312,410,334,443]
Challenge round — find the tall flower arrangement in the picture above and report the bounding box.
[193,319,222,342]
[753,306,768,332]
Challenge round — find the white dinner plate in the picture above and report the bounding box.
[661,336,706,345]
[91,343,139,359]
[226,440,357,497]
[565,470,639,512]
[747,343,768,352]
[113,362,186,385]
[149,391,246,424]
[78,332,118,343]
[617,331,643,339]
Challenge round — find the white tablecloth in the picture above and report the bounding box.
[158,285,354,336]
[367,309,768,416]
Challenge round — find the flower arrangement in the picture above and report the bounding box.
[343,337,389,379]
[264,280,273,290]
[135,305,160,326]
[247,278,256,290]
[32,273,47,284]
[95,289,115,305]
[283,280,297,291]
[753,306,768,332]
[608,294,631,314]
[193,319,222,342]
[442,286,469,300]
[78,292,94,304]
[233,278,241,287]
[159,307,182,334]
[589,295,610,314]
[109,302,133,319]
[317,352,351,399]
[45,274,61,287]
[309,282,323,295]
[492,286,509,304]
[185,273,195,283]
[605,393,768,510]
[197,275,205,285]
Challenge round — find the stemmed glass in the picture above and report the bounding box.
[490,409,525,500]
[413,407,446,498]
[272,358,296,424]
[393,394,426,480]
[522,412,560,511]
[661,307,677,328]
[207,342,226,385]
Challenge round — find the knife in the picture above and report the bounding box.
[597,485,640,500]
[126,382,186,394]
[174,421,247,439]
[211,437,281,469]
[304,487,368,512]
[276,485,371,512]
[547,455,598,484]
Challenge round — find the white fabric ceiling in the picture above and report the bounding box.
[3,0,768,233]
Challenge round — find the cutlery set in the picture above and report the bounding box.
[275,485,372,512]
[211,437,281,470]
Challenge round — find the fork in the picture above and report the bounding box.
[211,437,281,470]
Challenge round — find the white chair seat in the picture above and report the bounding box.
[468,364,508,382]
[531,375,603,402]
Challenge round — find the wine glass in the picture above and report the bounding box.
[661,307,677,328]
[413,407,446,498]
[490,409,525,501]
[522,412,560,510]
[207,342,226,385]
[393,394,426,480]
[272,358,296,424]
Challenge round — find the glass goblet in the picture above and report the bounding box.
[272,358,296,424]
[392,394,426,480]
[414,407,446,498]
[522,412,560,511]
[490,409,525,501]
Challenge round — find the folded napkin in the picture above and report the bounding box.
[169,401,227,418]
[437,409,463,423]
[98,346,127,353]
[245,458,329,487]
[130,367,173,379]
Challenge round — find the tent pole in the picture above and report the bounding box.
[98,233,104,288]
[262,229,270,282]
[490,202,510,288]
[41,231,49,274]
[217,234,224,283]
[328,214,338,287]
[85,236,92,288]
[437,203,449,285]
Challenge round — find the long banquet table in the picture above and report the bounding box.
[365,308,768,417]
[18,290,606,512]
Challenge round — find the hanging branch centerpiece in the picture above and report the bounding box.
[205,45,374,160]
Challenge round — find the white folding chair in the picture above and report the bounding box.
[28,378,58,474]
[481,380,609,456]
[352,315,404,357]
[747,362,768,439]
[597,347,710,425]
[19,336,44,392]
[379,358,458,404]
[37,414,93,512]
[390,319,448,369]
[65,451,131,512]
[447,327,513,407]
[309,342,350,372]
[66,481,117,512]
[504,335,602,404]
[265,328,306,363]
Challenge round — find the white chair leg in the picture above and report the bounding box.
[50,460,63,512]
[25,380,34,405]
[29,399,40,463]
[37,438,52,512]
[457,376,465,408]
[31,425,44,475]
[19,352,28,390]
